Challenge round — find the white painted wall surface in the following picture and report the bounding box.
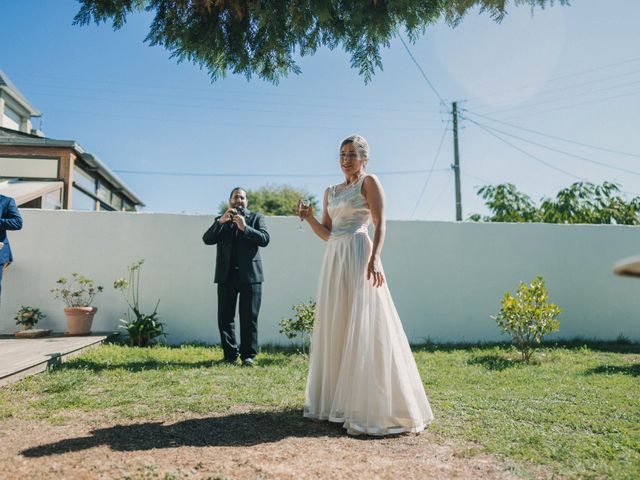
[1,210,639,344]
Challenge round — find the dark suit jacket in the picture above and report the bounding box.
[203,209,269,284]
[0,195,23,265]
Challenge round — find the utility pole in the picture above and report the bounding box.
[451,101,462,221]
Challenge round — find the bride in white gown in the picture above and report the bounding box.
[297,134,433,436]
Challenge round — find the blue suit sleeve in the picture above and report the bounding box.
[0,198,23,231]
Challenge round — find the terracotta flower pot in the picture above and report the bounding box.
[64,307,97,336]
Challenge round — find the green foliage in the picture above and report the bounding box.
[468,183,538,222]
[279,299,316,355]
[469,181,640,224]
[51,273,104,307]
[14,306,46,328]
[539,181,640,224]
[492,276,561,363]
[218,184,318,216]
[114,260,165,347]
[72,0,567,84]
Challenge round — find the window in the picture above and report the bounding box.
[3,106,21,131]
[112,194,123,210]
[72,186,97,211]
[43,188,62,210]
[123,199,136,211]
[73,165,96,193]
[97,180,111,203]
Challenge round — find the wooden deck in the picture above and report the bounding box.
[0,333,115,387]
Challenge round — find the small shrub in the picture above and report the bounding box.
[14,306,46,329]
[279,299,316,355]
[114,260,165,347]
[492,276,561,363]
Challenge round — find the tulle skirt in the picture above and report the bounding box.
[303,232,434,435]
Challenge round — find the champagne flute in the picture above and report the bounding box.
[297,199,309,231]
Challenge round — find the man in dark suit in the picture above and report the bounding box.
[203,188,270,366]
[0,194,23,304]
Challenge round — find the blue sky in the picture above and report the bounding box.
[2,0,639,219]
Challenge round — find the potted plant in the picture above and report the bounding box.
[51,273,104,335]
[15,306,46,331]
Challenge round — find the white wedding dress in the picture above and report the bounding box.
[303,173,434,435]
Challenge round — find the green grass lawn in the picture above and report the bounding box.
[1,341,638,479]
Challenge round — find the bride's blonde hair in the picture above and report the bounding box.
[341,134,369,161]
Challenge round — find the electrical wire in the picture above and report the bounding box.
[399,35,445,104]
[112,167,451,178]
[462,109,640,158]
[465,118,640,177]
[410,120,450,218]
[470,122,585,180]
[463,55,640,104]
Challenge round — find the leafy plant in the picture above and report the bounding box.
[279,299,316,355]
[51,273,104,307]
[492,276,561,363]
[14,306,46,329]
[469,181,640,224]
[114,260,164,347]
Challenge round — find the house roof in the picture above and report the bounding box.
[0,127,144,207]
[0,70,41,117]
[0,180,63,206]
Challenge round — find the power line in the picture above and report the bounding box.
[476,78,640,117]
[27,92,442,123]
[410,120,451,219]
[501,90,640,121]
[466,119,640,177]
[466,68,640,109]
[399,35,445,104]
[21,82,444,115]
[471,121,584,180]
[12,71,438,107]
[463,55,640,103]
[41,107,439,132]
[461,173,492,185]
[112,167,451,178]
[462,109,640,159]
[424,180,451,218]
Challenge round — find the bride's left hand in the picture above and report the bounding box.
[367,257,384,288]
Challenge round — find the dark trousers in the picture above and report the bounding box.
[217,270,262,360]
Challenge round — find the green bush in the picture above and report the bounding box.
[279,300,316,355]
[492,276,561,363]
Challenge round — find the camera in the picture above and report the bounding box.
[230,206,245,218]
[229,205,245,230]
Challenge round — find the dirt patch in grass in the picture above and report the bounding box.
[0,407,529,480]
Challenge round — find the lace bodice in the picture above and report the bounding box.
[328,174,372,238]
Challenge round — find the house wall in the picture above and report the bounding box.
[1,209,639,345]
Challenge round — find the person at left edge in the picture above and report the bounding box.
[0,194,23,304]
[203,188,270,366]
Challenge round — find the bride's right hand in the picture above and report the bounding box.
[296,201,312,220]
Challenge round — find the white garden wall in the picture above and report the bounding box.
[1,209,639,344]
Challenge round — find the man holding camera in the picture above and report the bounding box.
[203,187,270,366]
